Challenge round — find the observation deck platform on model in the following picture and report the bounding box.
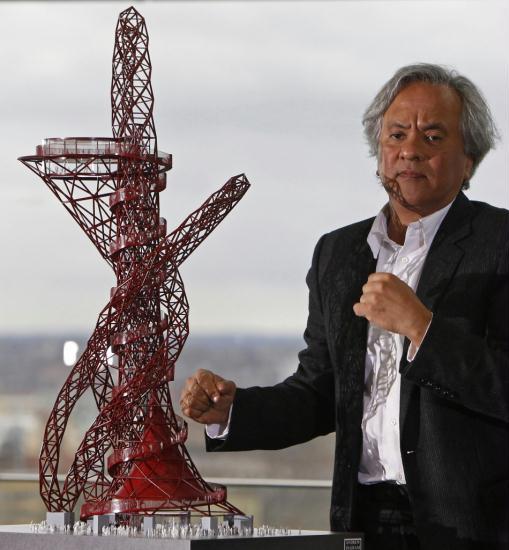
[19,137,172,178]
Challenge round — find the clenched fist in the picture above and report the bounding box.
[180,369,236,425]
[353,272,432,345]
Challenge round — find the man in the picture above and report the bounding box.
[180,64,509,550]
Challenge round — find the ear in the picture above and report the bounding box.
[463,156,474,181]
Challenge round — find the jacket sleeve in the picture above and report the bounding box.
[400,226,509,424]
[207,234,336,452]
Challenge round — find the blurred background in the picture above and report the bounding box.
[0,0,507,530]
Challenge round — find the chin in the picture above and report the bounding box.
[391,191,433,214]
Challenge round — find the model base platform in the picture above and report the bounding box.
[0,524,363,550]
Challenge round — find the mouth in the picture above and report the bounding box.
[397,170,426,180]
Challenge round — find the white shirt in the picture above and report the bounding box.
[359,201,452,484]
[207,202,453,480]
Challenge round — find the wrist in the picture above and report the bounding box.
[408,309,432,346]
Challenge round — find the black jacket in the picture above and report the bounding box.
[207,192,509,549]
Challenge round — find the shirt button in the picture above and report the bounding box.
[401,256,409,264]
[391,419,397,426]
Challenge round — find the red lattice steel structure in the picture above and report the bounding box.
[19,6,249,520]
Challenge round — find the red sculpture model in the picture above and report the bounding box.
[19,6,249,520]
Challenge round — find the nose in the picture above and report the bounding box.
[399,133,425,161]
[401,149,423,161]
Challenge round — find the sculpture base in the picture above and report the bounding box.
[0,524,363,549]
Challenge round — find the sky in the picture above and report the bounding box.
[1,0,508,336]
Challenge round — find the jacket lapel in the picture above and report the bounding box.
[416,192,472,310]
[328,229,377,430]
[329,228,376,351]
[400,192,473,432]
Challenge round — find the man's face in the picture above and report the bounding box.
[378,82,473,217]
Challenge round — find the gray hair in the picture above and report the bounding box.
[362,63,499,188]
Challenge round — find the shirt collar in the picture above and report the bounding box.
[367,200,454,259]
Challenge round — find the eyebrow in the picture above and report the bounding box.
[387,122,410,129]
[420,123,447,132]
[386,121,448,132]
